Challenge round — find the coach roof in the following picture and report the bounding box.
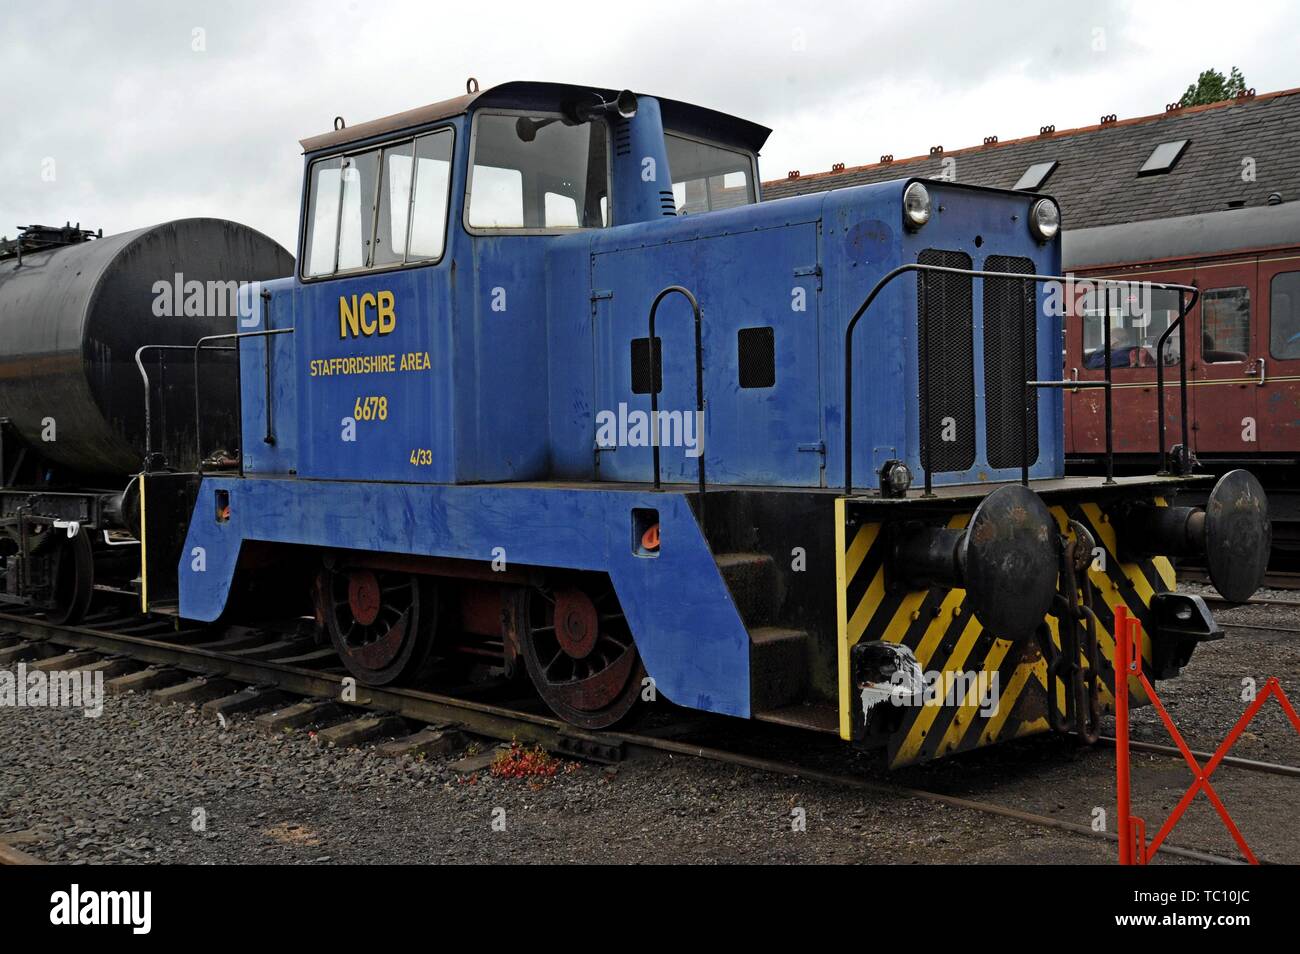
[1064,198,1300,270]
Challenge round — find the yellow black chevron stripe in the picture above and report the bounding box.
[834,496,1175,767]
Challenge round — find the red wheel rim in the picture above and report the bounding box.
[347,569,382,626]
[553,587,599,660]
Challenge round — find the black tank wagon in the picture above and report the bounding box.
[0,218,293,621]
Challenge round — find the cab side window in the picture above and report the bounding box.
[666,133,756,215]
[1200,286,1250,362]
[336,150,380,271]
[304,159,342,278]
[1270,271,1300,360]
[301,128,453,278]
[408,133,454,259]
[467,113,609,230]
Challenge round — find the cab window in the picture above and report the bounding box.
[1201,287,1250,362]
[302,127,453,278]
[1082,286,1183,368]
[336,150,380,271]
[666,133,756,215]
[304,158,343,277]
[1270,271,1300,360]
[468,113,609,230]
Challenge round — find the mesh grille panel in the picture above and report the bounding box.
[737,326,776,388]
[630,336,662,395]
[982,255,1039,469]
[917,249,976,473]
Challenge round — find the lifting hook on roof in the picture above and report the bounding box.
[466,77,480,94]
[333,116,345,131]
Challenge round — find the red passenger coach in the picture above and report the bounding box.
[1063,199,1300,551]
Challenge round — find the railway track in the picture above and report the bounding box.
[1201,593,1300,610]
[2,608,1294,866]
[1182,566,1300,605]
[1187,584,1300,633]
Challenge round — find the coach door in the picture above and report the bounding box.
[1257,257,1300,453]
[1069,276,1185,458]
[1192,259,1260,455]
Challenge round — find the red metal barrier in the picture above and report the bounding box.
[1113,603,1300,864]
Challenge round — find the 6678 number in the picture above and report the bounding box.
[353,396,388,421]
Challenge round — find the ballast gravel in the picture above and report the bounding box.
[1,590,1297,865]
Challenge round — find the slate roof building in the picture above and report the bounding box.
[761,87,1300,229]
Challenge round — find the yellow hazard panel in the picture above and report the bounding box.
[834,497,1174,767]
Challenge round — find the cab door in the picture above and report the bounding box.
[1257,256,1300,452]
[591,223,825,487]
[1191,260,1260,455]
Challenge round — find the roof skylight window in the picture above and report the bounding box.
[1139,139,1190,176]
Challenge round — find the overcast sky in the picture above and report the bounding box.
[3,0,1296,252]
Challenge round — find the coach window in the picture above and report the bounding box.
[666,133,756,214]
[467,112,609,231]
[1270,272,1300,360]
[1082,287,1182,368]
[1200,287,1250,362]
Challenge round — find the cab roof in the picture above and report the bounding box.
[299,80,772,156]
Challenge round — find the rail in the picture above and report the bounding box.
[842,264,1198,496]
[646,285,706,519]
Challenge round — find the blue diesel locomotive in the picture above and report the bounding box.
[131,81,1267,767]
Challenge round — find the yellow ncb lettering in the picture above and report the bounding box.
[339,291,397,339]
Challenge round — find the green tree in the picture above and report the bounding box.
[1178,67,1247,107]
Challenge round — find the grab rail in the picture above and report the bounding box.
[843,264,1198,496]
[646,285,706,520]
[195,328,294,464]
[134,327,294,474]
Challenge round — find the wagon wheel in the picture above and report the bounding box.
[520,580,644,729]
[48,530,94,625]
[318,566,438,686]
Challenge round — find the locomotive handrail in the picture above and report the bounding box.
[842,264,1198,496]
[646,285,706,520]
[135,343,230,472]
[195,327,295,469]
[134,328,293,474]
[1154,286,1200,475]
